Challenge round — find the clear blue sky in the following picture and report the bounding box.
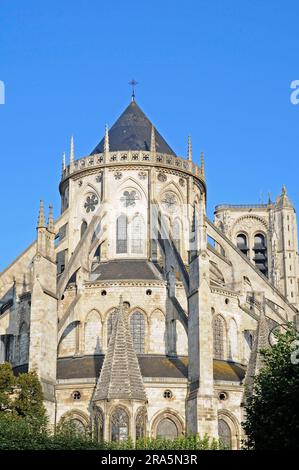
[0,0,298,271]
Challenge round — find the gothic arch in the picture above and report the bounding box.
[218,410,240,450]
[150,409,185,438]
[84,309,103,355]
[149,307,166,319]
[59,409,90,431]
[82,182,100,198]
[135,406,148,439]
[109,405,130,442]
[212,314,228,360]
[232,215,268,235]
[149,309,166,354]
[118,176,148,201]
[130,213,146,254]
[128,310,147,354]
[161,180,185,205]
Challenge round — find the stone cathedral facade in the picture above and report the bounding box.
[0,98,298,449]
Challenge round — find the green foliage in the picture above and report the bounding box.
[0,362,15,411]
[243,323,299,450]
[14,370,47,427]
[0,363,223,450]
[0,363,47,429]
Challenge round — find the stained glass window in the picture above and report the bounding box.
[156,418,178,439]
[136,407,147,439]
[116,215,128,253]
[94,407,104,442]
[130,312,145,353]
[213,316,225,359]
[218,419,232,449]
[111,408,129,442]
[131,215,144,254]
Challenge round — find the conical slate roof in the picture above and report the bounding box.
[91,100,176,156]
[93,298,147,402]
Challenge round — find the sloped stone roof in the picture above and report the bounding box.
[90,100,176,156]
[56,356,246,382]
[90,259,163,282]
[93,298,147,401]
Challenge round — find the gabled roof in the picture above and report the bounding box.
[93,297,147,402]
[91,100,176,156]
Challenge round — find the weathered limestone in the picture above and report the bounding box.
[0,98,298,448]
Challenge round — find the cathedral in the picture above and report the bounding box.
[0,97,298,449]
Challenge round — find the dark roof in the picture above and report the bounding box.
[57,355,246,383]
[91,259,163,282]
[90,100,176,156]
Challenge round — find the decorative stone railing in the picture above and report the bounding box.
[61,150,204,182]
[215,203,270,211]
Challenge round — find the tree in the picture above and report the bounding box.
[0,362,15,411]
[0,363,47,426]
[243,324,299,450]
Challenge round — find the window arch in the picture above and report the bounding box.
[116,215,128,254]
[156,418,178,439]
[111,407,129,442]
[135,407,147,439]
[19,323,29,364]
[213,315,226,359]
[236,233,248,256]
[172,219,181,253]
[130,312,145,353]
[131,214,145,254]
[253,233,268,276]
[218,419,232,449]
[94,407,104,442]
[85,311,102,355]
[107,310,117,345]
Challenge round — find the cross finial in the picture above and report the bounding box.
[128,79,138,101]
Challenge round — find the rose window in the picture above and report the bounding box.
[121,190,140,207]
[162,193,178,212]
[84,194,99,213]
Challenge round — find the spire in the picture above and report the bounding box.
[104,124,109,153]
[62,152,66,172]
[94,296,147,402]
[70,135,75,166]
[150,125,156,153]
[188,135,192,161]
[47,204,55,234]
[275,185,293,209]
[37,200,46,228]
[200,151,205,178]
[267,192,273,208]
